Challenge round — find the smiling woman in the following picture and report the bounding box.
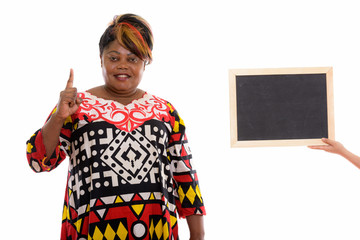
[26,13,205,240]
[96,40,146,104]
[91,13,154,105]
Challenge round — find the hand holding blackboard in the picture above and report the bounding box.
[309,138,360,169]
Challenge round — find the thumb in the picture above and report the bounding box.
[76,96,83,105]
[321,138,330,144]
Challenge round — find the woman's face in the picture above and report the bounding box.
[101,40,145,95]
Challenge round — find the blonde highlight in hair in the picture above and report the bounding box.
[99,14,153,64]
[115,22,152,64]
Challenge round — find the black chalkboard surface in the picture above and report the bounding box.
[229,67,334,147]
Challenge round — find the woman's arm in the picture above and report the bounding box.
[26,69,82,172]
[186,215,205,240]
[41,112,68,162]
[308,138,360,169]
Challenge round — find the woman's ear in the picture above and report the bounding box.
[143,59,149,70]
[100,54,103,67]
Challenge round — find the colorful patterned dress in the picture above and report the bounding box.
[26,92,205,240]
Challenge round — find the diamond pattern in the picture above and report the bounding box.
[177,186,185,203]
[100,130,157,184]
[104,224,116,239]
[155,219,163,239]
[196,185,203,203]
[186,186,196,205]
[117,222,128,240]
[92,226,104,239]
[149,219,155,239]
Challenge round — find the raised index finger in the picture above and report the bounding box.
[65,68,74,89]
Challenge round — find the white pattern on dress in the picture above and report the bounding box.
[78,92,170,132]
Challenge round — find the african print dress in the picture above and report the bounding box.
[26,92,205,240]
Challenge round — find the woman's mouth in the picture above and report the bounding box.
[115,74,130,81]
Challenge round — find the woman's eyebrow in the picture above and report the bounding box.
[107,50,135,56]
[106,50,120,55]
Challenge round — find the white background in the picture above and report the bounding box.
[1,0,360,239]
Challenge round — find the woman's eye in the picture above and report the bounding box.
[109,56,118,61]
[128,57,138,63]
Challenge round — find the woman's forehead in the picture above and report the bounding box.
[104,41,134,55]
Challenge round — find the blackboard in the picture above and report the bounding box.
[229,67,334,147]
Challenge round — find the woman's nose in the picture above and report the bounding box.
[117,58,128,69]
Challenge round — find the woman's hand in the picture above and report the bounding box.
[54,69,82,121]
[42,69,82,160]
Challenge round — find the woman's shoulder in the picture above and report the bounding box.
[147,93,174,106]
[146,93,181,116]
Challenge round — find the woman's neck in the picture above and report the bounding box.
[87,85,145,105]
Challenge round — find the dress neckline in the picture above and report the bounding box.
[84,91,150,107]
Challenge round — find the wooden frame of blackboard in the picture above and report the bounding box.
[229,67,334,147]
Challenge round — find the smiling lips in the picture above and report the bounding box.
[115,74,130,81]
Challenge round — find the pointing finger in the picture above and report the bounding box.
[65,68,74,89]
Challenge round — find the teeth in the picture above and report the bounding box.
[117,74,128,78]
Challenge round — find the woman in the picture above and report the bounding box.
[26,14,205,240]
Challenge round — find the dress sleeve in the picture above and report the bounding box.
[26,106,73,173]
[167,103,206,218]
